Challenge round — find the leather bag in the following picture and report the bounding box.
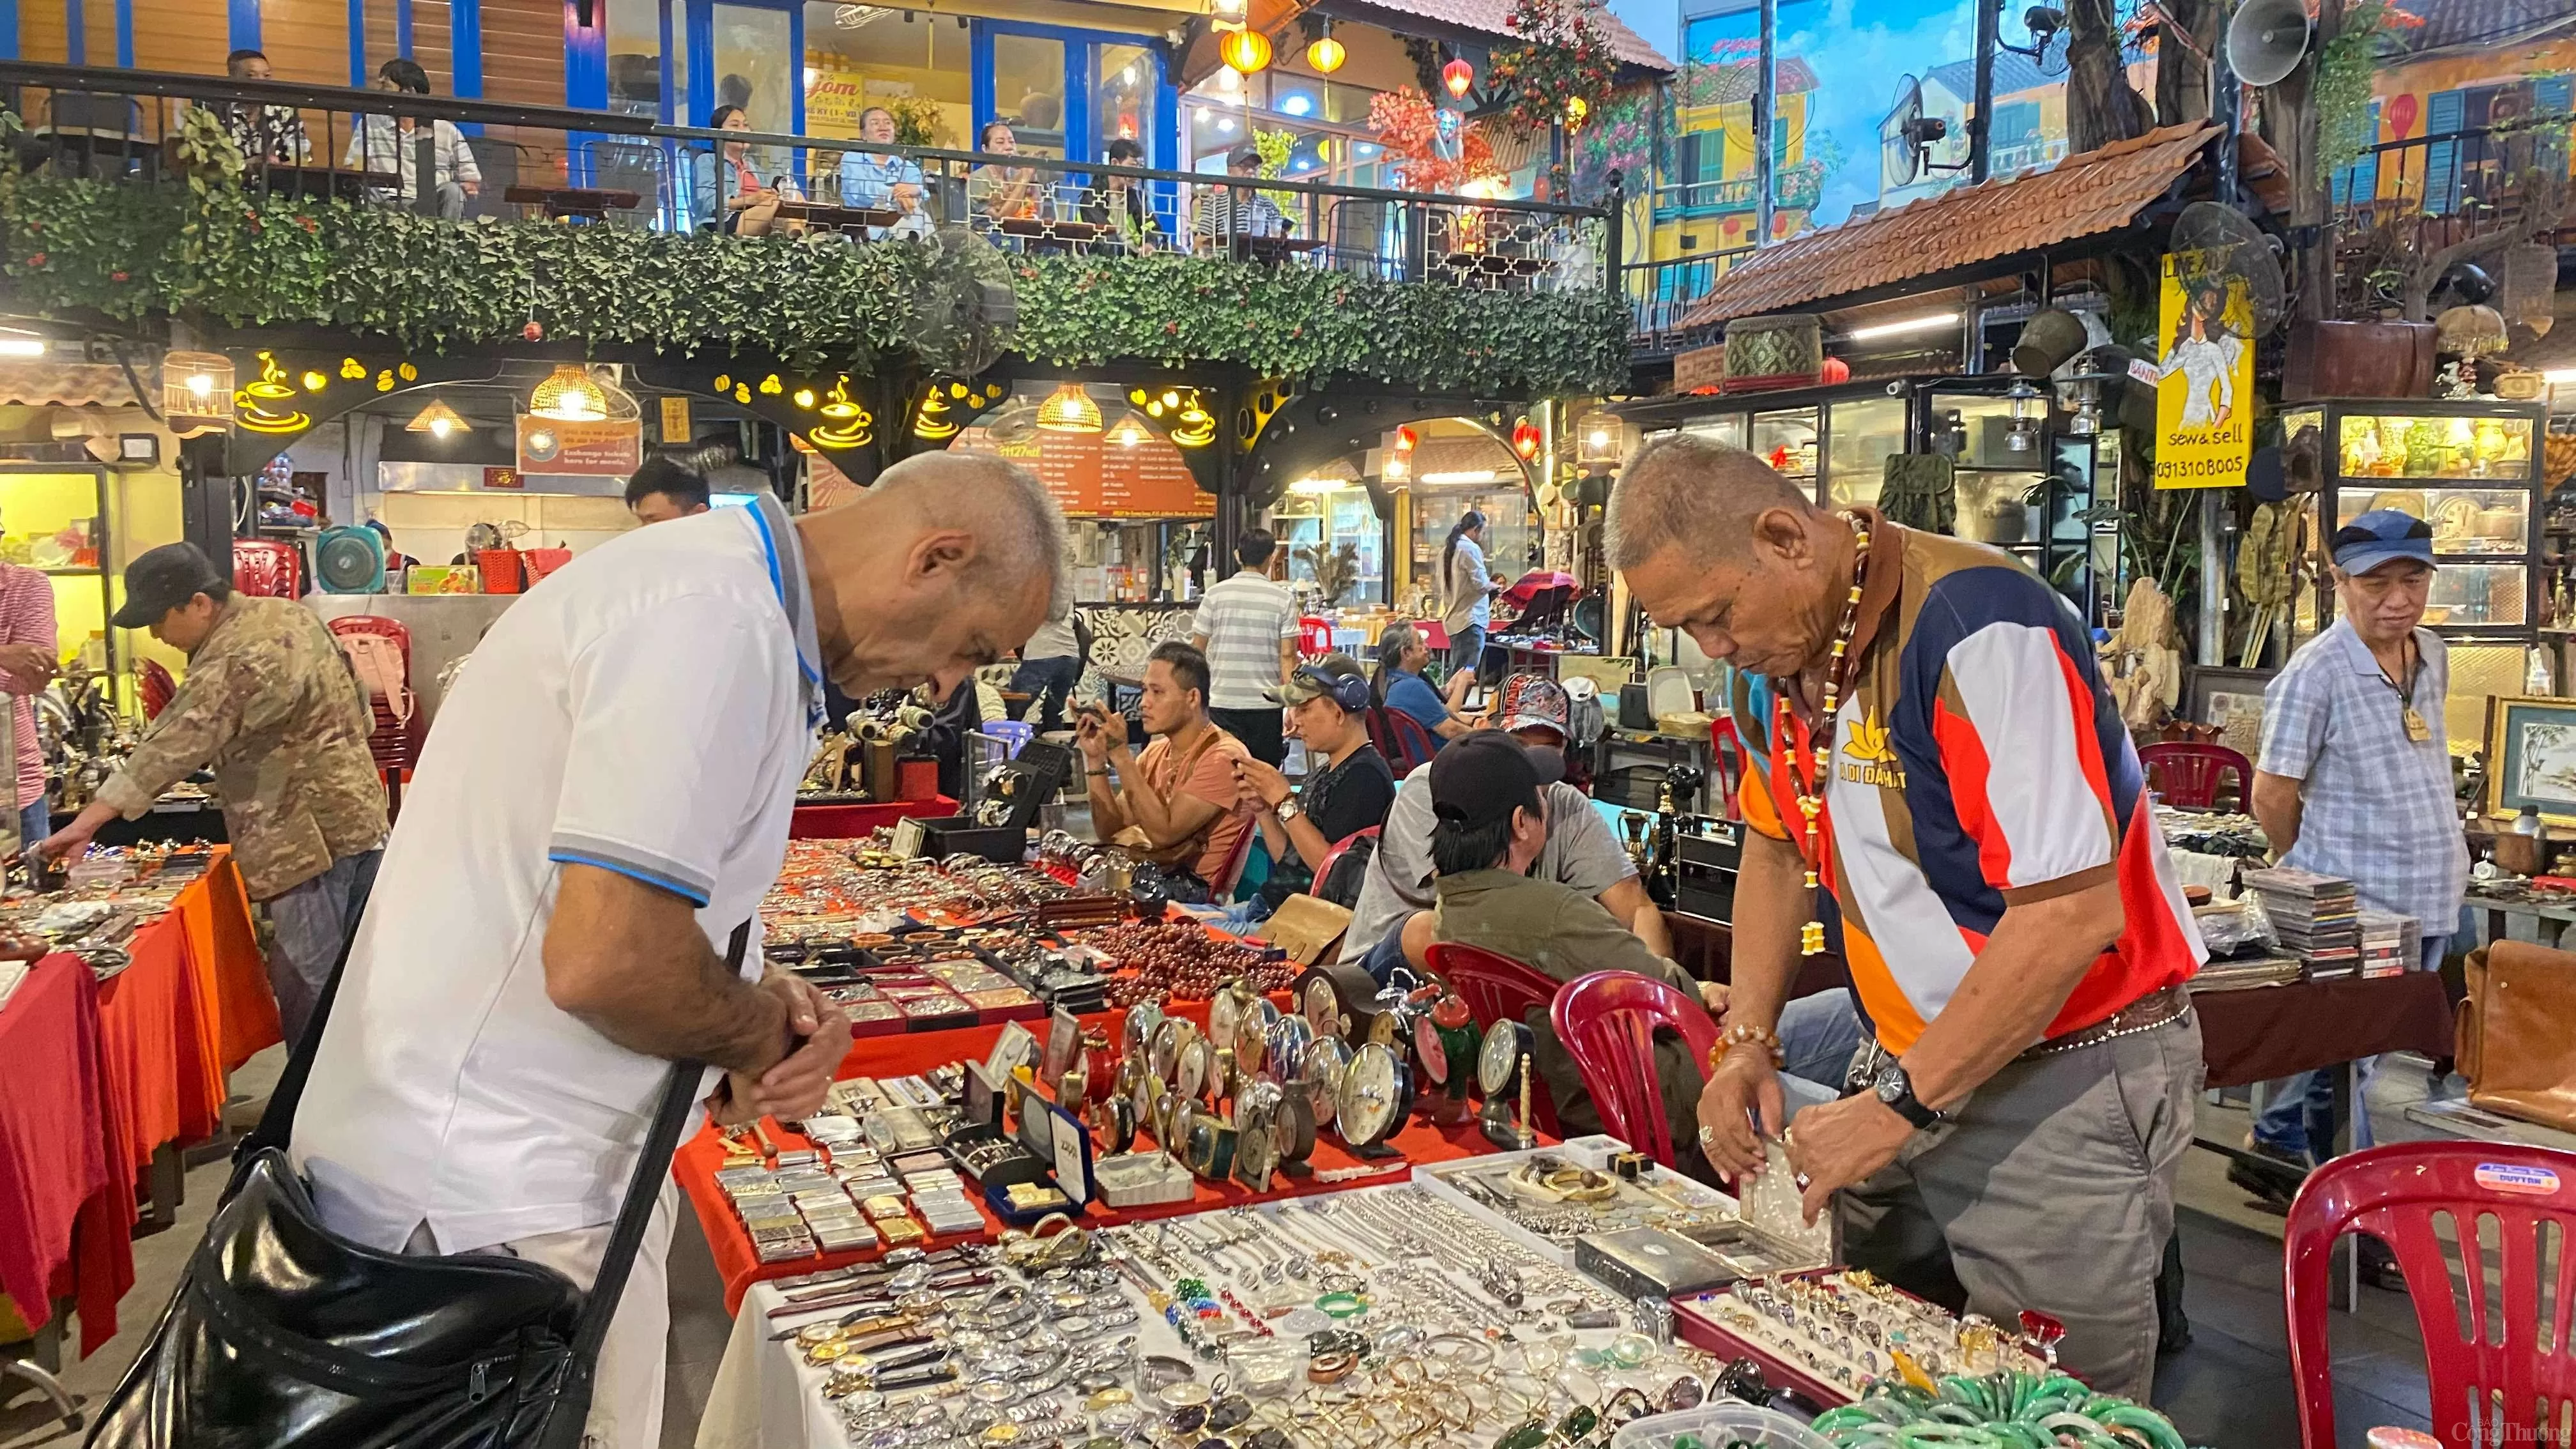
[84,926,746,1448]
[2457,941,2576,1133]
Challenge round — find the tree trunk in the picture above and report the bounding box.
[2156,0,2218,126]
[2067,0,2152,153]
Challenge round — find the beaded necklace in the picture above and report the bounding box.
[1776,513,1871,957]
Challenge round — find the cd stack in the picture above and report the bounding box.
[2357,911,2412,978]
[2242,866,2360,979]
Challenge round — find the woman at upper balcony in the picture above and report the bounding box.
[838,106,923,219]
[968,121,1048,232]
[1078,137,1161,254]
[691,105,789,236]
[343,57,480,222]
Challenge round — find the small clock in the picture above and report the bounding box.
[1265,1013,1314,1085]
[1184,1112,1239,1180]
[1336,1042,1413,1150]
[1209,979,1245,1048]
[1276,1089,1318,1170]
[1303,975,1346,1041]
[1413,1014,1453,1088]
[1176,1035,1211,1106]
[1478,1019,1533,1098]
[1123,1001,1166,1062]
[1234,1080,1284,1192]
[1303,1036,1353,1128]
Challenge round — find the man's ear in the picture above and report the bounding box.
[908,528,977,584]
[1749,505,1814,569]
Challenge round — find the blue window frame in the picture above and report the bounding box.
[972,17,1176,172]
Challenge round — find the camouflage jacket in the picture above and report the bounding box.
[98,597,387,900]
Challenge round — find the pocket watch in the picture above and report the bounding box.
[1234,1080,1285,1192]
[1335,1041,1412,1150]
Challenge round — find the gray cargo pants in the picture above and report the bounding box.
[1838,1012,2202,1402]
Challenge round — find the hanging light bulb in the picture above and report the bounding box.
[1442,56,1475,98]
[1036,381,1105,434]
[1107,413,1152,448]
[1220,27,1272,74]
[528,363,608,422]
[1307,24,1345,73]
[406,399,471,438]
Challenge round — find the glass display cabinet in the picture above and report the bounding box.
[2285,397,2546,753]
[1618,376,2104,618]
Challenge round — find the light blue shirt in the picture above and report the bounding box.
[2260,618,2467,930]
[1384,669,1451,737]
[839,150,923,210]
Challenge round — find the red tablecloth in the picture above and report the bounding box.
[94,854,272,1196]
[789,798,959,840]
[678,1002,1512,1312]
[176,852,280,1074]
[2191,972,2457,1091]
[0,954,137,1356]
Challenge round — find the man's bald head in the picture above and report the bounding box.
[1606,433,1814,572]
[867,450,1072,621]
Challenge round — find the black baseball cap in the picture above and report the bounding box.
[1428,732,1564,831]
[113,542,229,629]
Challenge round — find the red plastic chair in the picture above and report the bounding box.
[1298,617,1333,658]
[1549,970,1721,1168]
[2286,1141,2576,1448]
[326,615,422,818]
[1312,825,1379,906]
[1367,705,1439,777]
[1423,941,1562,1135]
[2137,740,2253,810]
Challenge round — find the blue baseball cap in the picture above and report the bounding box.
[2331,508,2438,576]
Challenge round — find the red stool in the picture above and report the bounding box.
[2137,741,2253,809]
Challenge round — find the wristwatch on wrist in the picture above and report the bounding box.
[1870,1059,1945,1131]
[1274,798,1303,824]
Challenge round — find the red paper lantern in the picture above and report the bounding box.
[1443,57,1475,98]
[1394,424,1419,451]
[1510,419,1542,459]
[1820,356,1851,383]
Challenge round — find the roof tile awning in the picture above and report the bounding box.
[0,360,154,410]
[1676,121,2223,331]
[1331,0,1674,72]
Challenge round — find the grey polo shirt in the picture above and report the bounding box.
[1338,765,1637,965]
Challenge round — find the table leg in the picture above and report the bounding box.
[139,1141,184,1234]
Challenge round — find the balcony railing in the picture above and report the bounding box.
[2330,120,2573,228]
[1625,245,1756,357]
[0,60,1612,296]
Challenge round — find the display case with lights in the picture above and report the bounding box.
[2286,397,2547,752]
[1614,374,2105,618]
[0,464,125,707]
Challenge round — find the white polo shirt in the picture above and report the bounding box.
[291,494,825,1253]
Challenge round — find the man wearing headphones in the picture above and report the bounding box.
[1233,654,1395,907]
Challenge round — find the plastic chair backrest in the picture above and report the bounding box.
[2137,740,2253,810]
[1423,941,1563,1137]
[2285,1140,2576,1448]
[1549,970,1720,1168]
[1313,826,1379,905]
[1367,705,1438,777]
[1298,617,1334,657]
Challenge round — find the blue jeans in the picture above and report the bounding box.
[2252,932,2450,1162]
[18,799,47,854]
[1449,624,1486,681]
[1007,655,1082,733]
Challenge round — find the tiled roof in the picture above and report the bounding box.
[2394,0,2576,57]
[1675,121,2220,330]
[0,362,151,410]
[1344,0,1676,72]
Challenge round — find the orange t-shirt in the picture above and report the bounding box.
[1138,726,1254,885]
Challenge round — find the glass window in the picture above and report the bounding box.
[1682,416,1747,448]
[2337,487,2531,556]
[2336,411,2535,482]
[804,4,969,147]
[1276,484,1386,607]
[711,4,793,134]
[1827,396,1906,507]
[1750,409,1818,488]
[993,33,1068,159]
[604,0,662,118]
[1096,43,1156,155]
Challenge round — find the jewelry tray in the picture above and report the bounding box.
[1411,1136,1736,1266]
[1669,1269,2050,1410]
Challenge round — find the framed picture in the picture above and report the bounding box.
[2186,666,2277,763]
[2485,694,2576,824]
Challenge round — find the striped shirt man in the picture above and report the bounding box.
[0,562,53,815]
[1192,569,1299,712]
[1729,514,2204,1053]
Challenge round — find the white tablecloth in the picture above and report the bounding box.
[696,1281,846,1449]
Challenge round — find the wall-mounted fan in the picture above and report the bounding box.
[1882,75,1962,192]
[2170,201,2287,337]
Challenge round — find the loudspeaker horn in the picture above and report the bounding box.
[2226,0,2310,87]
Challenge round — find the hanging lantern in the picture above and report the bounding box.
[161,350,234,436]
[1394,424,1418,452]
[406,399,471,438]
[1510,418,1542,460]
[528,363,609,422]
[1564,95,1589,128]
[2003,378,2044,454]
[1307,24,1345,73]
[1107,414,1152,449]
[1036,381,1105,434]
[1220,27,1273,75]
[1577,414,1629,469]
[1442,56,1475,98]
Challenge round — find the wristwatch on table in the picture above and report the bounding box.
[1869,1059,1946,1131]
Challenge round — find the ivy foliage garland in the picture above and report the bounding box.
[0,174,1626,392]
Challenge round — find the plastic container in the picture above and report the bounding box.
[1608,1403,1832,1449]
[477,549,525,594]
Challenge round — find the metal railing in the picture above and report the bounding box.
[0,60,1611,295]
[2330,119,2573,227]
[1625,245,1756,356]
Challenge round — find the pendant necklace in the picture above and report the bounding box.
[1776,512,1871,956]
[2379,634,2429,743]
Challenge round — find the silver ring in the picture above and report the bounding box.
[1696,1123,1717,1148]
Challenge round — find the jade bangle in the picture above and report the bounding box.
[1314,1291,1367,1319]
